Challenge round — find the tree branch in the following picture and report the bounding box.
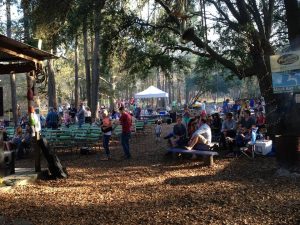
[263,0,275,40]
[154,0,181,29]
[222,0,242,23]
[247,0,266,38]
[164,45,211,58]
[206,0,240,32]
[134,18,181,35]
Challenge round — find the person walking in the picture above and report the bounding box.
[118,106,132,159]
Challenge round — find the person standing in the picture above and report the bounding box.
[118,106,132,159]
[84,106,92,124]
[46,107,59,129]
[76,103,85,128]
[101,110,112,160]
[154,120,162,143]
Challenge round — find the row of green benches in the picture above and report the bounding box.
[4,119,154,151]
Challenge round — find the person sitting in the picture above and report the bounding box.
[236,125,251,145]
[8,126,24,159]
[18,125,32,156]
[211,113,222,137]
[165,116,187,148]
[239,109,255,130]
[187,117,199,139]
[256,111,266,129]
[185,118,212,150]
[220,112,236,149]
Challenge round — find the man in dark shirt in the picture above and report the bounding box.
[119,106,132,159]
[46,107,59,129]
[239,110,255,130]
[69,104,77,123]
[170,116,187,147]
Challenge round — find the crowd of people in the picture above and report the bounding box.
[164,98,267,157]
[1,96,268,161]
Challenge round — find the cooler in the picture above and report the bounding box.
[254,140,273,155]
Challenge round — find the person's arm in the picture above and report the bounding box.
[232,120,237,130]
[221,121,226,132]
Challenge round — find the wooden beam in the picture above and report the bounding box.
[0,46,42,63]
[0,62,36,74]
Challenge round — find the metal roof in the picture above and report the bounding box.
[0,34,57,63]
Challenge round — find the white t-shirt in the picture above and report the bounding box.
[84,110,91,117]
[193,123,212,144]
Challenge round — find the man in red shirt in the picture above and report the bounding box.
[119,106,132,159]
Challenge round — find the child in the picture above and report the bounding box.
[155,120,162,143]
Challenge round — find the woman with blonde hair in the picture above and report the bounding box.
[101,110,112,160]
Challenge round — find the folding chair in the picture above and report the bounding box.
[240,144,255,159]
[239,127,258,159]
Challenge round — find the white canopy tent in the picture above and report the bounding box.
[135,86,169,99]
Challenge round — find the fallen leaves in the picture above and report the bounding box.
[0,124,299,225]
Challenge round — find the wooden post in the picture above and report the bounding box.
[27,71,41,172]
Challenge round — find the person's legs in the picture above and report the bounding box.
[103,135,111,157]
[220,132,227,148]
[17,144,24,159]
[121,133,131,158]
[186,136,200,150]
[186,135,207,150]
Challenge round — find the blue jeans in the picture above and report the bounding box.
[78,119,84,128]
[103,135,111,156]
[121,132,131,158]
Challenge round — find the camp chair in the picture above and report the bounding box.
[239,127,258,159]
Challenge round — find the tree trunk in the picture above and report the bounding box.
[91,2,103,119]
[74,35,79,107]
[177,78,181,104]
[47,59,57,108]
[284,0,300,49]
[10,74,18,126]
[185,77,189,104]
[6,0,18,126]
[83,20,91,107]
[21,0,30,42]
[6,0,12,38]
[168,78,172,105]
[109,75,115,111]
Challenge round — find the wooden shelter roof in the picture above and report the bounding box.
[0,34,57,74]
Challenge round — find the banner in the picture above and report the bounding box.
[270,50,300,93]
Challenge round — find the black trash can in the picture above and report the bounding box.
[0,150,15,176]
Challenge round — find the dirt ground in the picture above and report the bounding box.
[0,123,300,225]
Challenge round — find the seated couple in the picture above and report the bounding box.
[184,118,212,150]
[166,116,212,151]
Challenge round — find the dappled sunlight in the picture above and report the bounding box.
[1,124,299,224]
